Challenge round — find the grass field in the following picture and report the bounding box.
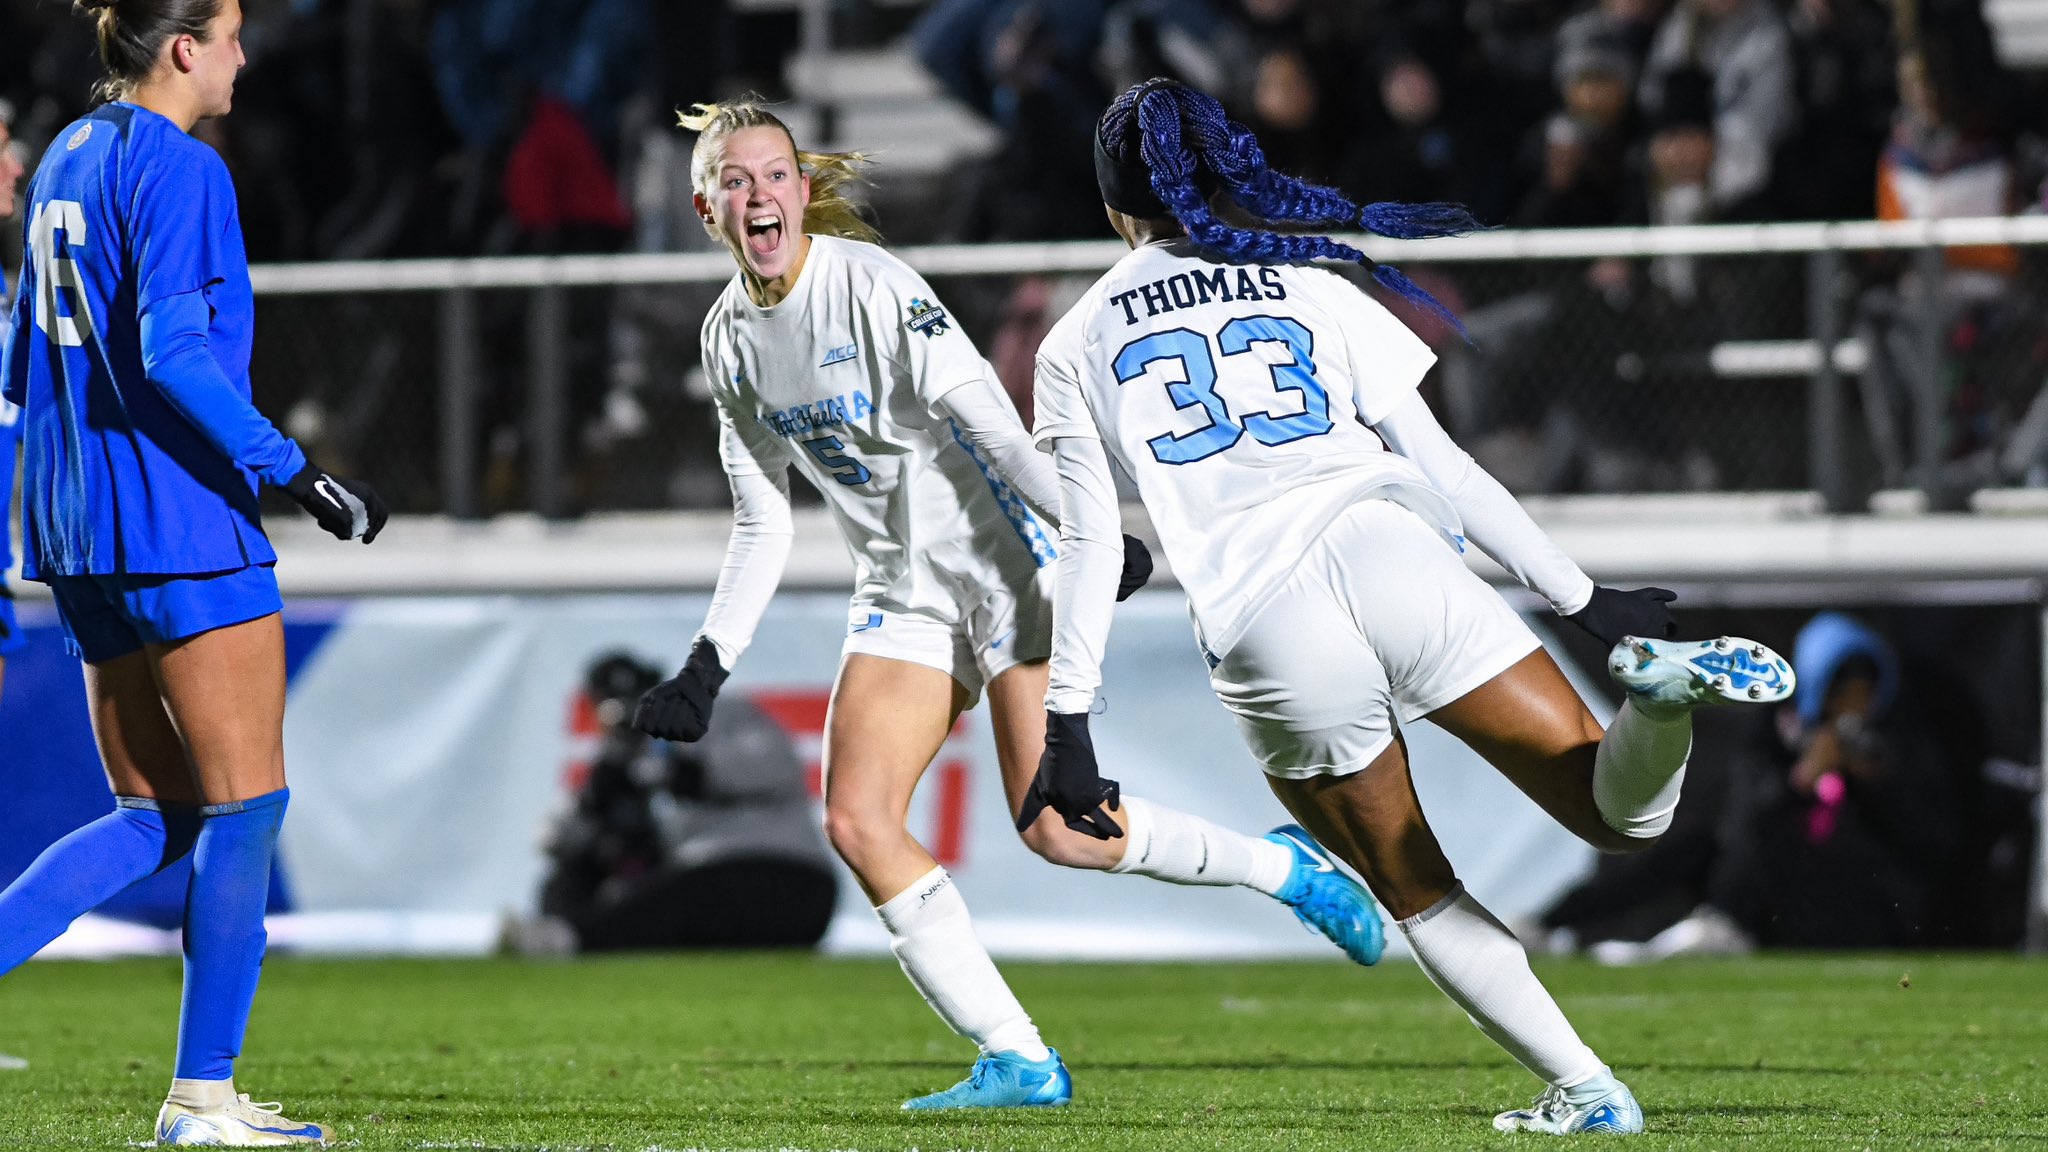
[1,953,2043,1150]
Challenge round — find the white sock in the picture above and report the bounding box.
[166,1077,236,1110]
[1593,699,1694,840]
[1399,884,1606,1089]
[1107,796,1295,896]
[875,867,1050,1061]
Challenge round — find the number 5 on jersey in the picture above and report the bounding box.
[802,433,872,485]
[1114,316,1333,465]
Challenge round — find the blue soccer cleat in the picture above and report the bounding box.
[1266,825,1385,966]
[156,1094,330,1145]
[901,1048,1073,1111]
[1609,636,1794,710]
[1493,1081,1645,1135]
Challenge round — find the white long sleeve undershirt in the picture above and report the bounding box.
[1370,391,1595,616]
[695,467,796,668]
[1044,435,1125,715]
[935,378,1062,526]
[698,379,1059,671]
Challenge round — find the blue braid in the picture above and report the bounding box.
[1103,82,1480,339]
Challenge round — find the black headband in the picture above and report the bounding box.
[1094,129,1169,218]
[1094,79,1184,218]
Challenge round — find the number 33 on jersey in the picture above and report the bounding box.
[1032,240,1461,649]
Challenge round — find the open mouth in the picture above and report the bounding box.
[744,213,783,259]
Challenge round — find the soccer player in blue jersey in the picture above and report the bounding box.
[0,1,385,1143]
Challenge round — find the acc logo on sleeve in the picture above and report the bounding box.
[906,297,952,339]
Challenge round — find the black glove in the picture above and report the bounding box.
[1567,585,1679,647]
[1016,710,1123,840]
[284,462,388,543]
[631,637,729,743]
[1117,534,1154,601]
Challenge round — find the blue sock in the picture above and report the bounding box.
[174,788,288,1083]
[0,798,201,974]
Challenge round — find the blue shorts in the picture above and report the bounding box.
[46,565,282,664]
[0,588,25,657]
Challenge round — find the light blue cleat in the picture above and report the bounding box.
[1494,1081,1645,1135]
[901,1048,1073,1111]
[1609,636,1794,710]
[1266,825,1385,966]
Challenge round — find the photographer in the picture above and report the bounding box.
[532,654,836,952]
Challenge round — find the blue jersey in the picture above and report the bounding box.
[0,103,305,579]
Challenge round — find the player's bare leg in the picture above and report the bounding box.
[1424,649,1650,855]
[820,653,961,902]
[0,648,202,1073]
[989,659,1382,964]
[824,654,1068,1110]
[1432,637,1793,858]
[143,615,326,1145]
[1268,732,1643,1135]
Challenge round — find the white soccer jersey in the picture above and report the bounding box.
[703,235,1054,621]
[1033,240,1462,658]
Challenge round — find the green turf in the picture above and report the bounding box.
[1,953,2043,1150]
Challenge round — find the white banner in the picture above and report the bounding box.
[275,591,1605,959]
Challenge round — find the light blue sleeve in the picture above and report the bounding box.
[137,288,306,486]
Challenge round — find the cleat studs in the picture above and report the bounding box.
[1712,674,1729,690]
[1748,684,1763,699]
[1750,644,1767,660]
[1713,637,1730,652]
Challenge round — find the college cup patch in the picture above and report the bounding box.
[906,297,952,339]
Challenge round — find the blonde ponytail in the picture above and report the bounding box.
[680,98,882,246]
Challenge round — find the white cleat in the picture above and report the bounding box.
[1495,1082,1646,1134]
[0,1051,25,1071]
[156,1096,329,1146]
[1607,635,1794,710]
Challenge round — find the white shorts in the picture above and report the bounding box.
[1205,499,1541,779]
[840,568,1053,706]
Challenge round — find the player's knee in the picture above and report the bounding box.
[822,804,891,871]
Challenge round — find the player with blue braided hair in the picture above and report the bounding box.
[1093,77,1482,336]
[1029,78,1798,1136]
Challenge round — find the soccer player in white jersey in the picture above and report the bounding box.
[630,97,1390,1111]
[1032,79,1796,1136]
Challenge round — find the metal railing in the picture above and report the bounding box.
[247,217,2048,519]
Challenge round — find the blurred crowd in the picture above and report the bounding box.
[0,0,756,263]
[5,0,2047,263]
[921,0,2048,242]
[6,0,2048,511]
